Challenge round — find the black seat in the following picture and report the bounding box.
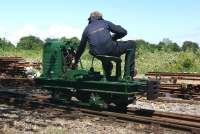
[93,55,122,80]
[95,55,122,63]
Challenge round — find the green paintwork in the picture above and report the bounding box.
[41,39,66,79]
[64,69,89,81]
[36,39,160,108]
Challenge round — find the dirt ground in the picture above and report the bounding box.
[0,103,191,134]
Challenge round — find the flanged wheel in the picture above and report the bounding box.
[115,102,128,112]
[76,90,91,102]
[112,96,129,112]
[51,91,71,103]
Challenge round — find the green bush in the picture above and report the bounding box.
[0,38,15,50]
[17,36,44,50]
[175,52,200,72]
[182,41,199,53]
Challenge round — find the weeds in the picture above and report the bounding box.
[1,48,199,74]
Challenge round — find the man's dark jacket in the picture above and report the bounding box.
[75,17,127,63]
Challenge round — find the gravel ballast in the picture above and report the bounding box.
[0,102,193,134]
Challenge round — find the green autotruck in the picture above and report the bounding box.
[35,39,159,110]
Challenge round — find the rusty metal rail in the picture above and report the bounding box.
[81,108,200,132]
[146,72,200,77]
[0,89,199,132]
[126,108,200,132]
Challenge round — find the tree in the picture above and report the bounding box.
[136,39,158,53]
[167,43,181,52]
[157,42,166,51]
[70,37,80,47]
[182,41,199,52]
[157,38,181,52]
[175,52,194,72]
[60,37,80,49]
[0,37,15,50]
[17,36,44,50]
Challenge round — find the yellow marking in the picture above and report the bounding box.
[90,27,104,35]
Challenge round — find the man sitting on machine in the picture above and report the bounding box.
[74,11,136,79]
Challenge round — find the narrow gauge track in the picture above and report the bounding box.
[145,72,200,84]
[0,77,34,88]
[0,89,199,133]
[145,72,200,77]
[142,97,200,105]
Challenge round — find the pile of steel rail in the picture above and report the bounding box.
[0,56,40,87]
[0,56,41,77]
[145,72,200,100]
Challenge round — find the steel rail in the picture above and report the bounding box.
[0,90,199,132]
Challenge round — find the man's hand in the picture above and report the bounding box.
[71,59,78,69]
[112,34,117,41]
[71,63,78,69]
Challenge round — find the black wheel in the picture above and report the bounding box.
[115,103,128,112]
[113,97,129,112]
[50,91,60,102]
[76,91,91,102]
[99,93,111,104]
[51,91,71,103]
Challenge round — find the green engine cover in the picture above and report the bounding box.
[41,39,90,81]
[41,39,66,79]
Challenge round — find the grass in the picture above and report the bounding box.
[1,48,200,74]
[136,50,200,73]
[0,48,42,62]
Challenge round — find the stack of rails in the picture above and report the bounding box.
[0,56,41,77]
[145,72,200,100]
[0,57,25,76]
[0,56,40,87]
